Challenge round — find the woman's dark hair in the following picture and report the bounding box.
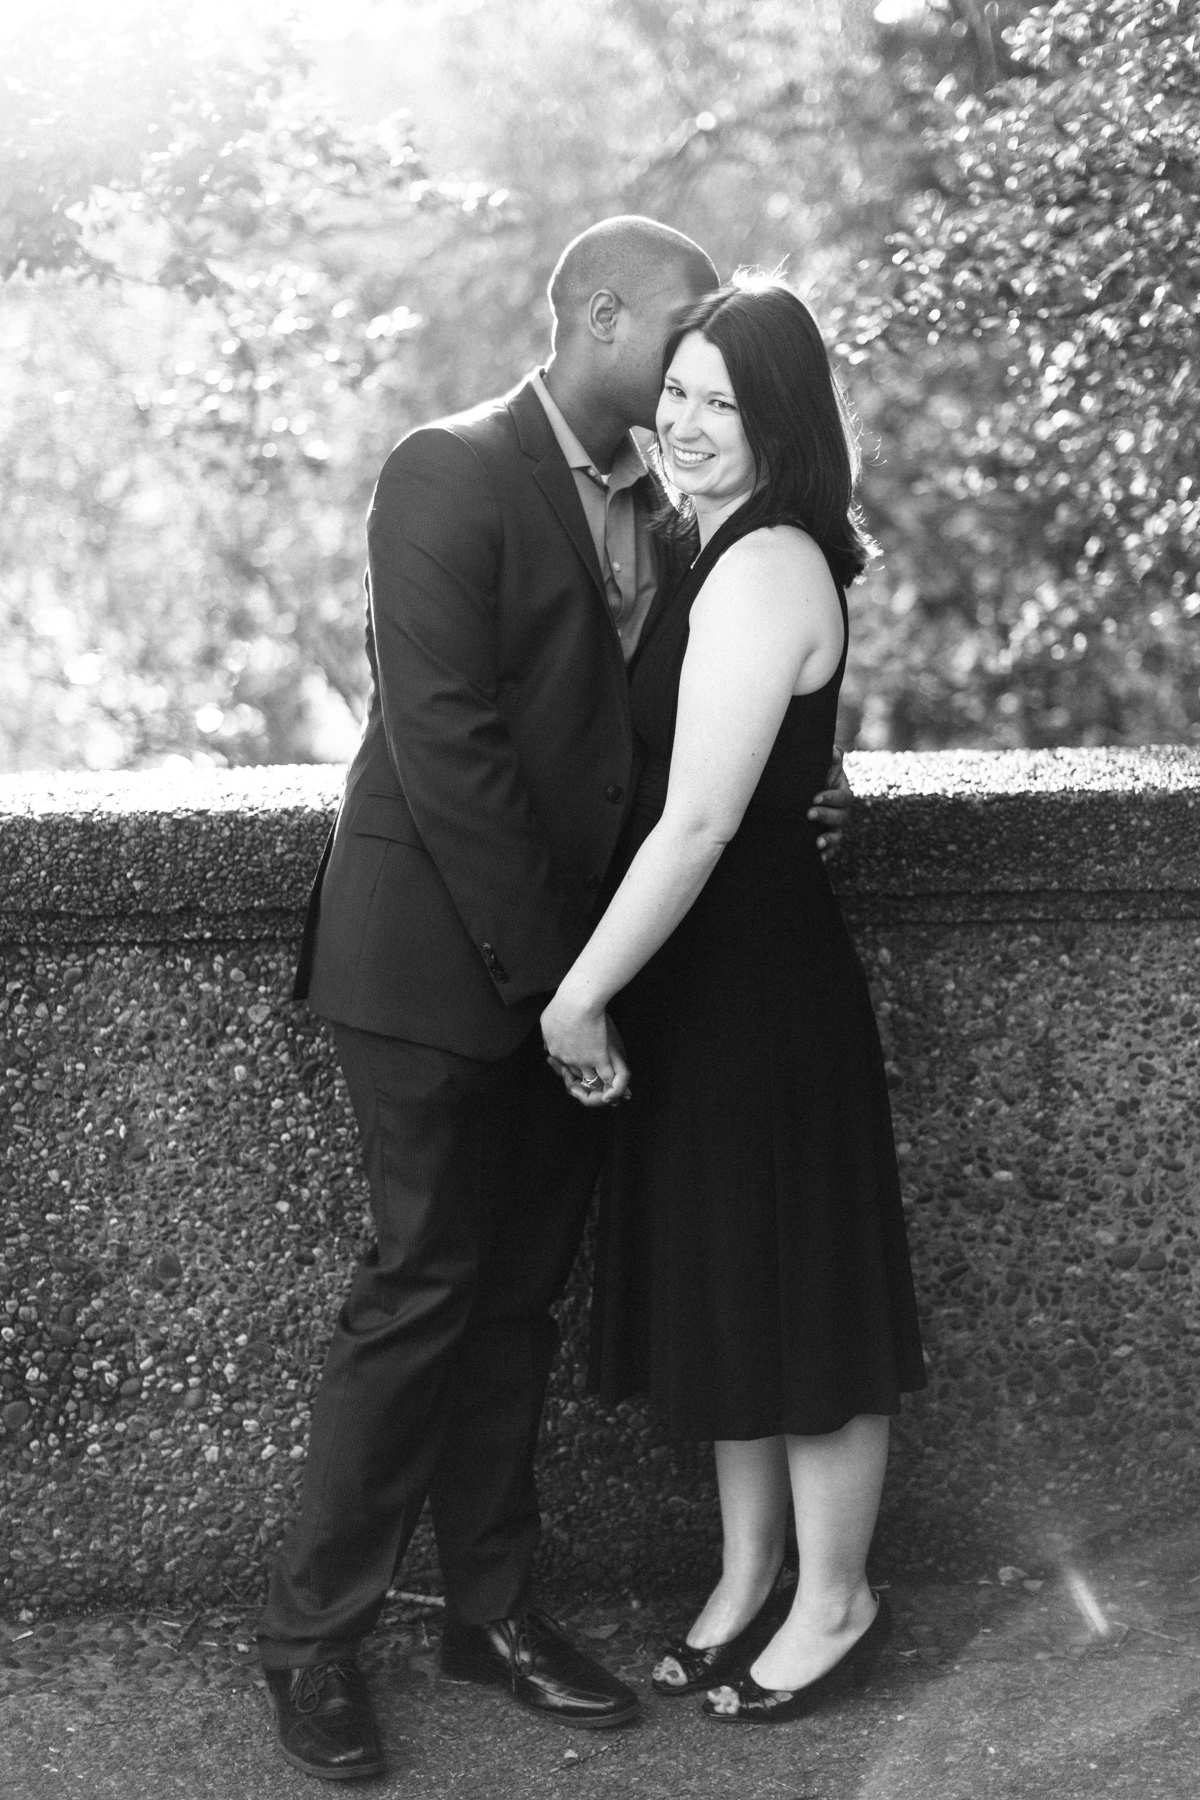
[656,276,875,586]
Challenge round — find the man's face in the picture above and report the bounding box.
[613,265,716,430]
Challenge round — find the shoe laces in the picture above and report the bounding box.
[292,1659,358,1714]
[500,1609,558,1676]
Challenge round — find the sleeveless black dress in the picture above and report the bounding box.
[589,510,927,1439]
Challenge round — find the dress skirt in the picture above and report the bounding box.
[587,511,926,1440]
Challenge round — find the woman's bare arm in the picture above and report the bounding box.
[541,527,843,1089]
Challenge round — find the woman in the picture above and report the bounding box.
[540,277,926,1724]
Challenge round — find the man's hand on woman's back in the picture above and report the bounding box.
[809,744,853,861]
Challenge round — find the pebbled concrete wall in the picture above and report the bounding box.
[1,751,1198,1617]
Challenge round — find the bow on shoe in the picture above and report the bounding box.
[702,1592,893,1726]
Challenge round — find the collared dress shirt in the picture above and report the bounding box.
[532,372,659,661]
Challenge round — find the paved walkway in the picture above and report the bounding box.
[3,1520,1200,1799]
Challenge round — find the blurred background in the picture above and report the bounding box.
[0,0,1195,772]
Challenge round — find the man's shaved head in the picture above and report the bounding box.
[548,216,717,335]
[542,216,718,446]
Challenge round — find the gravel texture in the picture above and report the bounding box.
[841,746,1200,921]
[1,754,1199,1618]
[0,765,338,945]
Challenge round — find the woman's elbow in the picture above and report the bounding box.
[662,809,739,861]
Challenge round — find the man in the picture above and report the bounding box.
[258,216,852,1780]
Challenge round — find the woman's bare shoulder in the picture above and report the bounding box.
[704,523,835,600]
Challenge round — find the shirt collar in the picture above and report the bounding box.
[531,371,647,493]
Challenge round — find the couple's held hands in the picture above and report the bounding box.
[541,993,631,1107]
[808,744,852,862]
[541,744,849,1107]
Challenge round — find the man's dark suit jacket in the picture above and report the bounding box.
[295,376,678,1061]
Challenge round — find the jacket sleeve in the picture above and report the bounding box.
[366,424,586,1007]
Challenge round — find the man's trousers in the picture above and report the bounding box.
[256,1022,607,1668]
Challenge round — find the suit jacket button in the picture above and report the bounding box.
[605,785,624,804]
[584,874,601,892]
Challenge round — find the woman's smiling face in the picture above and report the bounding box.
[655,331,757,515]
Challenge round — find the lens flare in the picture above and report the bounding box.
[1063,1566,1110,1638]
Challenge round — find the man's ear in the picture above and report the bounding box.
[586,288,621,343]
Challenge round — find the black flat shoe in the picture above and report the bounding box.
[440,1608,638,1728]
[651,1571,795,1696]
[701,1591,892,1725]
[264,1658,385,1780]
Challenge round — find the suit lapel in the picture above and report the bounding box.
[534,457,607,600]
[507,380,684,686]
[508,381,606,599]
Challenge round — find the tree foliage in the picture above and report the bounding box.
[863,0,1200,744]
[0,1,504,767]
[1,0,1196,768]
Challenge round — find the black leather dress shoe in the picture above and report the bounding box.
[440,1608,639,1728]
[264,1659,385,1780]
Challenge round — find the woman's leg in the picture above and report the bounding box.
[655,1436,789,1684]
[708,1414,888,1708]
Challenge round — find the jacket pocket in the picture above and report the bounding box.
[349,791,426,848]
